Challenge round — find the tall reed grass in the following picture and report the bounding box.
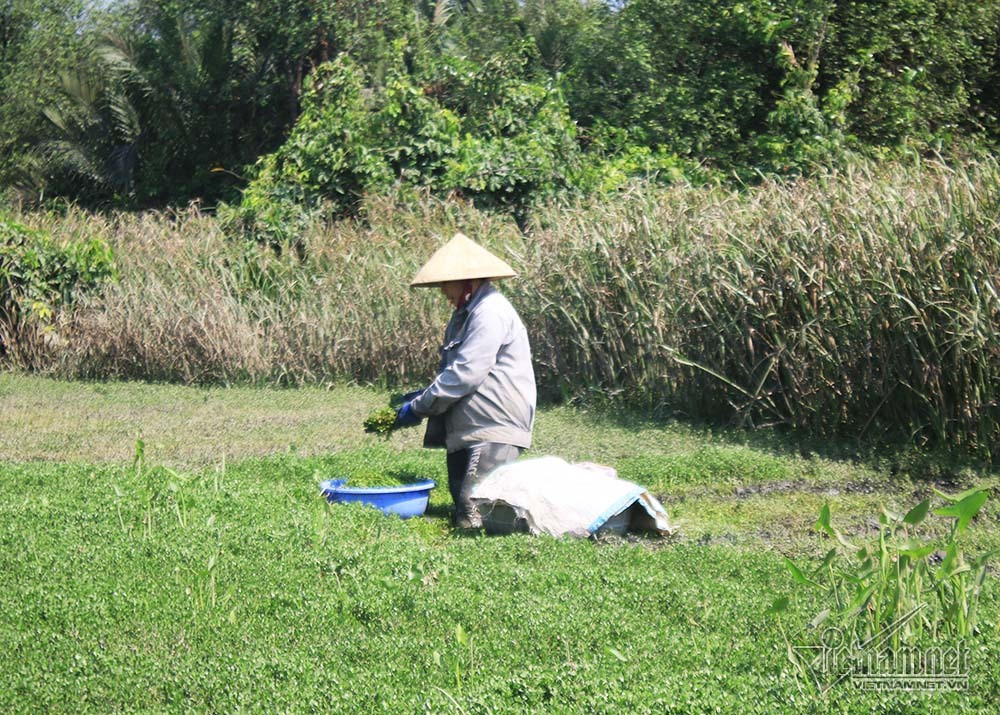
[7,158,999,454]
[518,158,1000,455]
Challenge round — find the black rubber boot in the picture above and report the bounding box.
[447,443,523,528]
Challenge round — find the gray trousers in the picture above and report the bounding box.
[446,442,523,527]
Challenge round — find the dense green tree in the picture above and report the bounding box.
[561,0,785,166]
[18,0,423,206]
[818,0,1000,146]
[558,0,1000,170]
[422,0,535,67]
[520,0,604,75]
[0,0,89,199]
[2,0,1000,206]
[230,49,580,241]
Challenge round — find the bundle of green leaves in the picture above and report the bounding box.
[363,406,398,438]
[321,445,429,488]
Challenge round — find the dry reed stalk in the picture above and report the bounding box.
[7,158,999,452]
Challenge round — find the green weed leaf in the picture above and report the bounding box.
[784,557,820,588]
[606,647,628,662]
[933,489,987,536]
[847,584,875,615]
[766,596,789,614]
[814,503,852,547]
[896,540,935,559]
[903,498,930,525]
[932,486,985,503]
[816,548,838,573]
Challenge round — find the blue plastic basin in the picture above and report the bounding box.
[319,478,436,518]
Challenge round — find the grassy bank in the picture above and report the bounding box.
[1,375,998,712]
[0,373,761,467]
[4,458,996,714]
[5,157,1000,455]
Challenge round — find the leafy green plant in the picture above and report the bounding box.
[336,468,422,489]
[0,399,997,712]
[0,214,115,357]
[316,445,433,488]
[818,0,1000,147]
[362,390,429,439]
[433,623,476,698]
[771,487,993,653]
[437,53,581,224]
[755,37,847,174]
[363,406,399,438]
[231,50,582,237]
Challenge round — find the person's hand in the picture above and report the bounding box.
[394,401,423,428]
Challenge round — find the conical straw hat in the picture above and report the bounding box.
[410,232,516,287]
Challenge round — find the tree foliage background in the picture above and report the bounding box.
[1,0,998,214]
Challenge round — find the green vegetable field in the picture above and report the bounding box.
[4,1,999,710]
[1,375,996,712]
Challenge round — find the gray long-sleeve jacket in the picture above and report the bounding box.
[412,282,536,452]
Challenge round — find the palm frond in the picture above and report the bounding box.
[199,17,231,85]
[433,0,455,27]
[58,70,102,113]
[108,90,141,143]
[97,36,156,99]
[38,139,107,186]
[42,106,70,134]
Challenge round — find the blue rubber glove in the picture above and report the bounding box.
[391,389,425,407]
[394,401,423,428]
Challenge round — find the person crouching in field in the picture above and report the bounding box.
[394,232,536,529]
